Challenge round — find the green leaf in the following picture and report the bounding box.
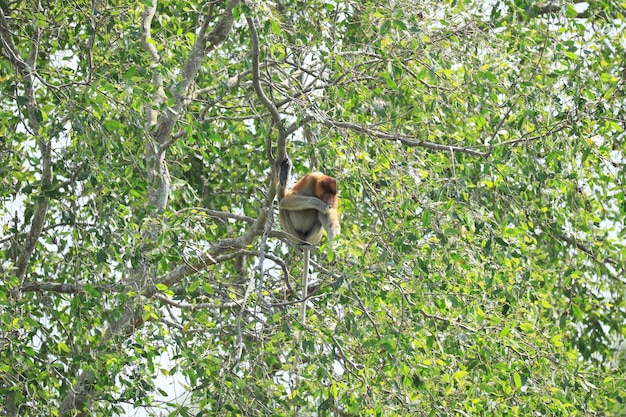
[379,335,397,353]
[565,4,578,18]
[519,322,534,332]
[600,73,615,83]
[417,257,429,274]
[57,342,71,354]
[384,74,398,89]
[187,280,200,293]
[479,71,497,82]
[270,19,281,35]
[452,370,468,381]
[202,282,214,295]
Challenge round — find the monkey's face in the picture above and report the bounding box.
[317,177,337,206]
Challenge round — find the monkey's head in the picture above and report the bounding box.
[311,173,338,206]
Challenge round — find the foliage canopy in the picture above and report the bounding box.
[1,0,625,415]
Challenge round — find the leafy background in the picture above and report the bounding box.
[1,0,625,415]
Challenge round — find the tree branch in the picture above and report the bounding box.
[9,15,50,284]
[324,119,489,157]
[558,234,625,285]
[20,282,118,294]
[0,9,29,71]
[245,15,283,131]
[181,207,256,223]
[154,0,240,147]
[245,14,292,174]
[60,2,243,415]
[153,292,242,310]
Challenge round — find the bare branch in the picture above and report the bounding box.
[154,0,241,148]
[324,119,489,157]
[284,115,315,138]
[558,234,625,285]
[140,0,165,132]
[526,3,561,18]
[181,207,256,223]
[140,0,160,62]
[245,16,282,130]
[525,2,625,21]
[21,282,118,294]
[0,8,30,72]
[245,14,291,172]
[153,292,242,310]
[157,243,255,288]
[8,16,51,283]
[419,309,478,332]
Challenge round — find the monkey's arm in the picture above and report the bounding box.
[319,209,340,240]
[279,194,330,213]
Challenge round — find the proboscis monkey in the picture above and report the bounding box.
[277,158,340,245]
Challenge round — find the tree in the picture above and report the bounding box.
[1,0,625,415]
